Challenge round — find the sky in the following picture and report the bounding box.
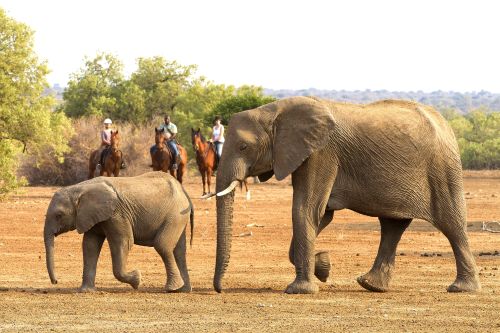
[1,0,500,92]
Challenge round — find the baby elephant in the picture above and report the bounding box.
[44,171,194,292]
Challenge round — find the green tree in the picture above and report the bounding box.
[131,57,196,120]
[60,53,124,118]
[204,85,276,126]
[0,8,72,196]
[448,109,500,169]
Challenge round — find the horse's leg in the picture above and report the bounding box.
[207,168,212,194]
[177,161,185,184]
[201,169,206,195]
[88,151,96,179]
[114,163,120,177]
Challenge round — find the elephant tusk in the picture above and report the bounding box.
[246,190,251,200]
[217,180,240,197]
[201,193,216,199]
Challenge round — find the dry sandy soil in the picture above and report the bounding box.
[0,171,499,332]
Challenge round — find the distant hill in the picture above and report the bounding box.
[264,88,500,113]
[46,85,500,113]
[43,84,64,101]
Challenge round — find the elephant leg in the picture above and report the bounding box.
[80,232,105,292]
[108,235,141,289]
[285,154,338,294]
[154,224,185,292]
[435,218,480,292]
[288,209,334,283]
[357,217,411,292]
[172,229,191,292]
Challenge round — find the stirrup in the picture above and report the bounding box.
[171,163,178,170]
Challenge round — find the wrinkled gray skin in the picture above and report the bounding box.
[214,96,481,294]
[44,172,194,292]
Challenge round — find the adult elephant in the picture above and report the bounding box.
[44,172,194,292]
[213,96,480,294]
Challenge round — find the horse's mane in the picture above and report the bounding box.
[199,132,207,142]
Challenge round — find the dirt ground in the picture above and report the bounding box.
[0,170,499,332]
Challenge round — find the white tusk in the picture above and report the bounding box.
[200,193,216,199]
[217,180,240,197]
[246,190,251,200]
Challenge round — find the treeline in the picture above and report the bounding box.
[265,88,500,113]
[444,109,499,169]
[56,53,275,154]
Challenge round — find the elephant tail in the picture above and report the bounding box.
[181,185,194,247]
[189,205,194,247]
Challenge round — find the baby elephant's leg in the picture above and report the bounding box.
[107,234,141,289]
[154,223,186,292]
[173,229,191,292]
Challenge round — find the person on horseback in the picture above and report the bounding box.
[98,118,113,168]
[210,116,225,163]
[150,114,180,170]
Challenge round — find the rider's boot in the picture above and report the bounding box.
[171,154,179,170]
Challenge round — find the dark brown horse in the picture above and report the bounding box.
[88,130,123,178]
[191,128,218,196]
[152,128,187,183]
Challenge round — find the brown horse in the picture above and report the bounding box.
[152,128,187,183]
[191,128,217,196]
[88,130,124,179]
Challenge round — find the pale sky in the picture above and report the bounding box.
[1,0,500,92]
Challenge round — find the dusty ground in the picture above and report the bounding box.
[0,170,499,332]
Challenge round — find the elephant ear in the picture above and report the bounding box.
[74,182,118,234]
[257,170,275,182]
[272,98,335,181]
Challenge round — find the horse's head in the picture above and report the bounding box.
[155,128,165,150]
[191,128,204,152]
[110,130,120,151]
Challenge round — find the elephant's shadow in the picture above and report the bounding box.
[0,286,287,295]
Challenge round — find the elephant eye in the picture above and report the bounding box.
[55,213,63,220]
[239,143,248,151]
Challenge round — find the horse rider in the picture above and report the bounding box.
[150,114,180,170]
[97,118,113,168]
[210,116,225,163]
[98,118,125,169]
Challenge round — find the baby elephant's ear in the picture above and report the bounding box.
[74,182,117,234]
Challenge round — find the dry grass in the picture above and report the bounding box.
[20,117,158,185]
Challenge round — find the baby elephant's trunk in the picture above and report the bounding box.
[44,227,57,284]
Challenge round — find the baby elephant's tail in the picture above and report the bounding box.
[181,185,194,247]
[189,203,194,247]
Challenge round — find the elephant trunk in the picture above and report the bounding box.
[213,190,235,293]
[44,226,58,284]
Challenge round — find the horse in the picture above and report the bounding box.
[88,130,124,179]
[152,128,187,183]
[191,128,218,196]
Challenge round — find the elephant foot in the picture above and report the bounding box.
[78,285,96,293]
[166,277,185,292]
[314,251,331,282]
[356,271,390,292]
[447,275,481,293]
[169,283,192,293]
[285,279,319,294]
[129,270,142,289]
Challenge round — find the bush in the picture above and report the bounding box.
[20,117,157,185]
